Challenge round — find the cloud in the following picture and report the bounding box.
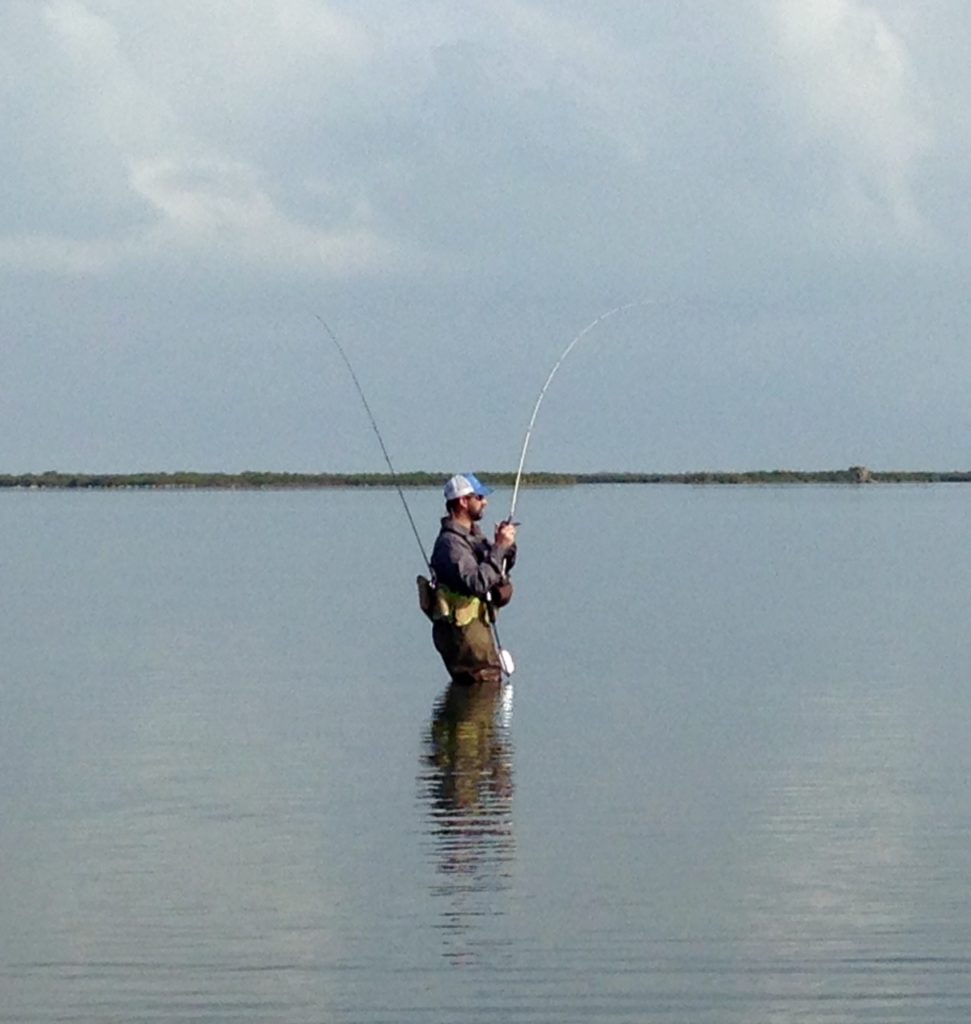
[762,0,933,241]
[1,2,965,292]
[129,156,404,278]
[0,1,405,280]
[7,0,947,296]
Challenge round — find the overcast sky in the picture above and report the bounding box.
[3,0,970,474]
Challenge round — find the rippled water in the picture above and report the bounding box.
[2,485,971,1022]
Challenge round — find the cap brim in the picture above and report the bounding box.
[462,472,493,497]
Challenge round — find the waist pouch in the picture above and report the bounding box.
[416,575,436,620]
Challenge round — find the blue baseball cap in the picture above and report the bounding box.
[443,472,493,501]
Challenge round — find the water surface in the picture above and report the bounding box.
[2,485,971,1022]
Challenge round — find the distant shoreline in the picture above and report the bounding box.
[3,467,971,489]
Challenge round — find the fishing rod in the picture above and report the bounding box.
[507,299,654,523]
[316,315,431,573]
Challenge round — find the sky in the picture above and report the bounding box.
[3,0,971,474]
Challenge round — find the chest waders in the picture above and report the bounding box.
[425,583,512,681]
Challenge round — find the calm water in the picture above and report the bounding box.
[2,484,971,1022]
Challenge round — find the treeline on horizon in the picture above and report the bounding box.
[3,467,971,489]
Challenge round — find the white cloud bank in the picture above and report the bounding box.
[2,0,963,288]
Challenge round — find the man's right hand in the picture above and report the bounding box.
[495,521,518,548]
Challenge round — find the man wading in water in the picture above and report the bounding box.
[424,473,518,684]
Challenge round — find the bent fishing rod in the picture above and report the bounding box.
[507,298,655,524]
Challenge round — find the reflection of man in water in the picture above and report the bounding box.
[426,678,514,815]
[429,473,517,684]
[422,678,515,963]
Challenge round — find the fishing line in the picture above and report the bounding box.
[507,298,655,522]
[316,315,431,572]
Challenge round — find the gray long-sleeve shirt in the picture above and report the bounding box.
[430,517,516,598]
